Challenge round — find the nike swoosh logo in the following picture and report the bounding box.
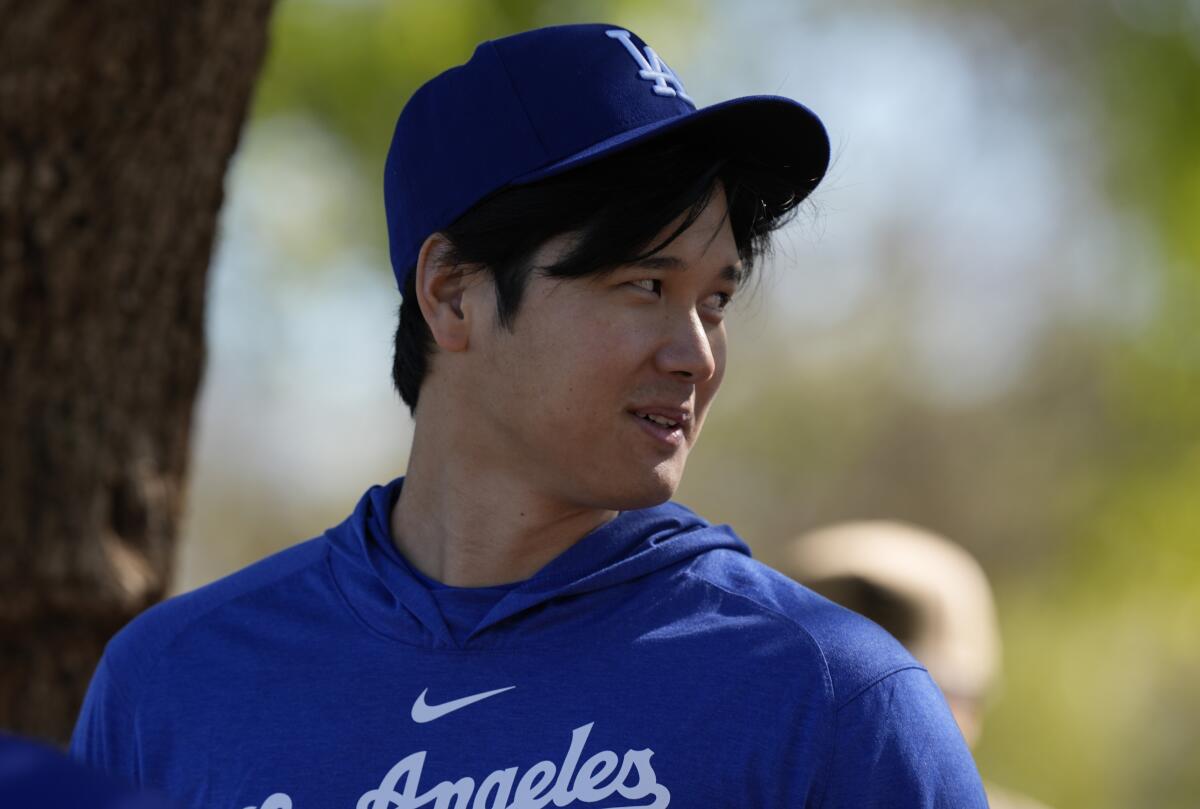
[411,686,515,723]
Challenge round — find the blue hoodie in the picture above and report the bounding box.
[70,477,987,808]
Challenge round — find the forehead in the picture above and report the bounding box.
[634,184,742,276]
[625,254,745,287]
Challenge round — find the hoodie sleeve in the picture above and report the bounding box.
[69,653,141,785]
[816,667,989,808]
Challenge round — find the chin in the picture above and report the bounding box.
[583,463,683,511]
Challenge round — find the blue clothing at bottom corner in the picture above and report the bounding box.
[69,477,988,808]
[0,733,175,809]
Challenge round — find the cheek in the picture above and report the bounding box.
[514,311,630,419]
[553,331,630,412]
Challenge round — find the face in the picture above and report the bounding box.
[456,184,743,511]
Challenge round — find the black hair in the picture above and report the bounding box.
[392,131,813,413]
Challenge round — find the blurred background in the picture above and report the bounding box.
[174,0,1199,807]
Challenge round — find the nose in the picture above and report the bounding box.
[656,307,719,382]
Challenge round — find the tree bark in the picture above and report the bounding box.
[0,0,274,743]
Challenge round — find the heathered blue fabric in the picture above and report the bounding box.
[70,477,987,808]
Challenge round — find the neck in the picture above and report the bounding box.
[391,414,617,588]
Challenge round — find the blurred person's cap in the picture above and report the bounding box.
[384,23,830,291]
[785,521,1002,699]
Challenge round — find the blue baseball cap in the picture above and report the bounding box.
[384,23,830,292]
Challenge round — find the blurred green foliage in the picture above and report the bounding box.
[222,1,1200,806]
[902,2,1200,806]
[248,0,702,180]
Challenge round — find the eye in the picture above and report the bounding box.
[628,278,662,295]
[703,291,734,312]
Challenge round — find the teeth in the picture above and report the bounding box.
[643,414,678,428]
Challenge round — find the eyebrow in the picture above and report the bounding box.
[629,255,746,286]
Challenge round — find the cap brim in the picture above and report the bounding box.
[510,95,831,203]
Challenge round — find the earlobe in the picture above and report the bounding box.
[414,233,472,352]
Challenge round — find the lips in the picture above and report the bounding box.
[628,406,691,449]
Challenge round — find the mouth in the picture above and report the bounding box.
[628,407,690,449]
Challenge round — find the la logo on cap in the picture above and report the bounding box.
[605,29,693,104]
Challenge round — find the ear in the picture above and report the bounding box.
[413,232,478,353]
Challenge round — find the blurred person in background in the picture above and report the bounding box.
[70,23,987,808]
[786,521,1053,809]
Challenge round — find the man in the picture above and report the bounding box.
[71,24,988,808]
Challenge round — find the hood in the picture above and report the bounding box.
[324,477,750,649]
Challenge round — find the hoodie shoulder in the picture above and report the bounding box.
[100,537,329,695]
[683,546,923,708]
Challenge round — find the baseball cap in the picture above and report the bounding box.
[384,23,831,292]
[785,521,1002,700]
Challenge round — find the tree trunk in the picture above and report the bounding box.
[0,0,274,744]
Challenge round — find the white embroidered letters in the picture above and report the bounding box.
[604,29,693,105]
[246,721,670,809]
